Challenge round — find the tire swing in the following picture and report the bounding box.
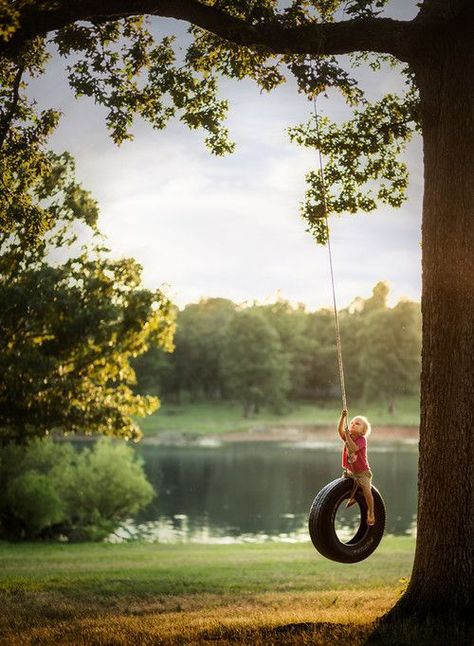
[308,477,386,563]
[307,93,386,563]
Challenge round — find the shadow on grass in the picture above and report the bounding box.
[200,617,473,646]
[200,621,371,645]
[366,613,474,646]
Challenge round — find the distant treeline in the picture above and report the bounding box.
[133,282,421,416]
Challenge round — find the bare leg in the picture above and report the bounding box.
[360,484,375,525]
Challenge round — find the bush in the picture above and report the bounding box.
[5,471,66,537]
[0,438,154,541]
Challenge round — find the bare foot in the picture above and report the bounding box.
[367,514,375,526]
[346,498,356,508]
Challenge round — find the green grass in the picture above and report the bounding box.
[0,537,414,596]
[0,538,415,645]
[139,396,420,436]
[2,538,466,645]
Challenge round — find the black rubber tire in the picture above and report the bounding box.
[308,477,386,563]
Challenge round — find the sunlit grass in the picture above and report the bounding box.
[139,396,420,435]
[0,538,414,644]
[1,591,394,645]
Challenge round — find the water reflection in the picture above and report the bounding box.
[334,503,362,543]
[115,441,418,543]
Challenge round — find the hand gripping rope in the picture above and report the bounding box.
[307,88,385,563]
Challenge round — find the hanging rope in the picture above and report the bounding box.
[312,94,348,422]
[307,44,386,563]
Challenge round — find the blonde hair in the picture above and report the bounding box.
[352,415,371,437]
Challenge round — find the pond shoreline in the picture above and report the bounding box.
[143,424,419,446]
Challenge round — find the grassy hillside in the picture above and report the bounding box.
[139,396,420,436]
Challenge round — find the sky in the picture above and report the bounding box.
[29,3,423,312]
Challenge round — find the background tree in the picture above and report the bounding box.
[132,343,178,400]
[134,298,236,402]
[0,0,472,631]
[133,284,421,411]
[258,299,312,401]
[303,307,340,400]
[222,309,290,417]
[175,298,236,401]
[357,285,421,413]
[0,152,175,443]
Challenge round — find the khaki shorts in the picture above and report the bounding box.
[344,469,373,489]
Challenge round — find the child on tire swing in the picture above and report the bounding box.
[337,410,375,526]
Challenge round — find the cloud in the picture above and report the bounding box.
[27,29,423,312]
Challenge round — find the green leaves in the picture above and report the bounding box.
[354,283,422,408]
[0,153,176,444]
[5,470,66,537]
[222,309,290,416]
[287,55,364,104]
[286,1,391,21]
[54,20,235,154]
[0,252,176,442]
[289,90,420,243]
[187,27,285,93]
[0,438,154,540]
[0,0,22,44]
[0,56,61,243]
[344,1,391,19]
[133,287,421,411]
[0,2,423,246]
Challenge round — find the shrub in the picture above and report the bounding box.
[4,471,66,538]
[0,438,154,541]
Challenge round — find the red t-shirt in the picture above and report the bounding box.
[342,435,370,472]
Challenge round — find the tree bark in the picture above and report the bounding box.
[386,14,474,623]
[1,1,415,61]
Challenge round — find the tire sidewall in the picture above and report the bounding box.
[309,477,386,563]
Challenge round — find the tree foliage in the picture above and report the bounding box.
[0,43,61,242]
[289,89,420,242]
[0,1,423,243]
[135,286,421,414]
[174,298,236,400]
[222,308,290,416]
[0,152,176,444]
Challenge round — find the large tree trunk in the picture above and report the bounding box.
[386,19,474,626]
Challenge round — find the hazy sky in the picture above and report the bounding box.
[31,5,423,311]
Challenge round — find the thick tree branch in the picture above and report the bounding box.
[1,0,419,62]
[0,65,24,149]
[417,0,473,23]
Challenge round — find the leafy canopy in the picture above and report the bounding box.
[0,0,420,245]
[0,151,176,444]
[222,308,290,416]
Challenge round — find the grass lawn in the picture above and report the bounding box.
[0,537,415,645]
[139,396,420,436]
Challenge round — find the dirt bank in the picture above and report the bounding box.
[145,425,419,445]
[218,425,418,443]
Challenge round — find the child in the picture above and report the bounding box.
[337,409,375,526]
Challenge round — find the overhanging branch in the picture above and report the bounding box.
[1,0,419,62]
[0,65,24,149]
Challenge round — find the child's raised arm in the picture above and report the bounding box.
[344,428,359,455]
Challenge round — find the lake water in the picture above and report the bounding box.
[115,440,419,543]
